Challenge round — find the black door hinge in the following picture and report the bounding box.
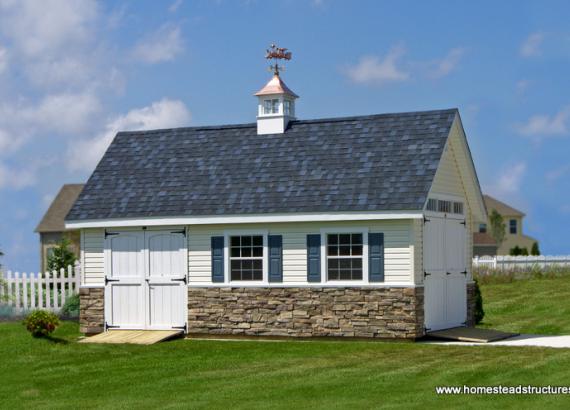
[105,230,120,239]
[105,322,120,330]
[173,323,187,333]
[423,216,431,224]
[105,277,120,285]
[461,270,467,275]
[424,271,431,278]
[446,272,452,275]
[171,229,187,237]
[171,277,188,285]
[460,220,466,226]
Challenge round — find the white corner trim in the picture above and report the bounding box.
[65,211,424,229]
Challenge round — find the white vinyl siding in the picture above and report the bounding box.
[81,228,105,286]
[187,220,413,285]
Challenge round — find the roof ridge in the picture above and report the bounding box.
[117,108,458,136]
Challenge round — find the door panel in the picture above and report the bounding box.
[424,273,446,331]
[446,274,467,327]
[445,219,466,273]
[146,230,187,330]
[424,217,445,274]
[105,232,145,329]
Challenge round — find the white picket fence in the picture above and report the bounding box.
[0,263,81,314]
[473,255,570,270]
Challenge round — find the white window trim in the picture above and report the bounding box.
[223,229,269,285]
[320,227,369,285]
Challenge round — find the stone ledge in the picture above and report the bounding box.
[188,287,424,339]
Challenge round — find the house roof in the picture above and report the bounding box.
[254,74,299,98]
[484,194,525,217]
[36,184,84,232]
[66,109,458,222]
[473,232,497,246]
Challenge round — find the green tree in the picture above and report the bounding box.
[520,247,529,256]
[47,237,77,274]
[531,242,541,256]
[510,246,522,256]
[489,209,506,248]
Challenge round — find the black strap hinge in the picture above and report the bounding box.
[446,272,452,275]
[105,322,120,330]
[423,216,431,224]
[105,277,120,285]
[171,229,187,237]
[460,220,466,226]
[461,270,467,275]
[105,230,120,239]
[171,277,188,285]
[424,271,431,278]
[173,323,187,333]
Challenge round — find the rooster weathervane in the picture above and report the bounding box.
[265,44,292,75]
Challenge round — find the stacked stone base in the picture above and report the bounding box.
[79,287,104,335]
[187,287,425,339]
[466,282,477,327]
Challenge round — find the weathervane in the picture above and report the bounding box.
[265,44,292,75]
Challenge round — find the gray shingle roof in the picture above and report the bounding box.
[66,109,457,221]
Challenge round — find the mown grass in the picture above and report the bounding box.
[1,276,570,409]
[478,275,570,335]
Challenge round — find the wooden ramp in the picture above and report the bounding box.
[427,327,518,343]
[79,330,183,345]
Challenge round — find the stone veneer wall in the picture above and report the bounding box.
[466,282,477,327]
[187,287,425,339]
[79,287,104,335]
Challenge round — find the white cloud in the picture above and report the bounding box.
[515,106,570,140]
[32,92,101,134]
[169,0,183,12]
[520,32,544,57]
[67,98,191,171]
[0,0,98,58]
[546,164,570,183]
[0,161,38,189]
[344,46,409,85]
[0,45,7,74]
[488,162,527,199]
[516,79,530,95]
[133,24,184,64]
[428,47,464,79]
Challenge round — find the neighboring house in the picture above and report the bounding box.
[66,67,487,338]
[35,184,84,272]
[473,194,537,256]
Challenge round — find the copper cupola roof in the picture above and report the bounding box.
[254,73,299,98]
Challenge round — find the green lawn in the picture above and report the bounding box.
[479,275,570,335]
[2,277,570,409]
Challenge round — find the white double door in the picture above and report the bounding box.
[104,229,187,331]
[423,214,467,331]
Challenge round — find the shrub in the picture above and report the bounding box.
[23,310,60,337]
[473,279,485,324]
[531,242,541,256]
[47,237,77,274]
[61,293,80,318]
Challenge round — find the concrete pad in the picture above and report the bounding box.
[423,334,570,349]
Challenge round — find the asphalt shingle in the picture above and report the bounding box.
[66,109,457,221]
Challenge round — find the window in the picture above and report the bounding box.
[263,99,272,114]
[453,201,464,215]
[327,233,363,280]
[230,235,264,281]
[479,223,487,233]
[284,100,290,116]
[509,219,517,234]
[263,99,279,114]
[438,200,452,213]
[426,198,437,211]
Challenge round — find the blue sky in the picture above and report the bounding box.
[1,0,570,272]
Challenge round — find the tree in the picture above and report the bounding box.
[489,209,506,248]
[47,237,77,274]
[510,246,521,256]
[531,242,541,256]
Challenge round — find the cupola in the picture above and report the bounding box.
[255,45,298,135]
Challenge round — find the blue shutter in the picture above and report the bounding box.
[268,235,283,282]
[368,233,384,282]
[211,236,224,283]
[307,234,321,283]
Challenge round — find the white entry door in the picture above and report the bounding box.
[146,230,187,330]
[423,215,467,331]
[104,229,187,331]
[104,231,146,329]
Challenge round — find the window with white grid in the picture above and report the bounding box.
[230,235,264,281]
[326,233,363,280]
